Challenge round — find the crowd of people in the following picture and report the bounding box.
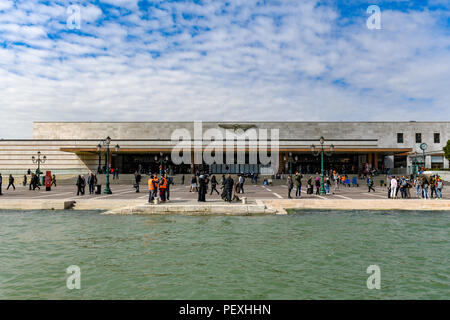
[387,174,444,199]
[0,169,445,201]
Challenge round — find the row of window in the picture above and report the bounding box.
[397,133,440,144]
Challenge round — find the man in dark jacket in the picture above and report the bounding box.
[0,173,2,195]
[7,174,15,190]
[224,174,234,203]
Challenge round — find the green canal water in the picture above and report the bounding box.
[0,209,448,299]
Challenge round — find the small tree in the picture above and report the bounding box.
[444,140,450,162]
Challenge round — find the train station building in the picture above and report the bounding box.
[0,121,448,176]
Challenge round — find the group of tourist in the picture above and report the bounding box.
[176,172,246,203]
[388,174,444,199]
[75,173,98,195]
[147,173,173,203]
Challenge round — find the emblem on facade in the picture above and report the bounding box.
[218,124,256,132]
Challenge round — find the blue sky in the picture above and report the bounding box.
[0,0,449,138]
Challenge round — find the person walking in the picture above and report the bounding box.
[51,174,56,187]
[181,174,185,185]
[31,173,40,190]
[23,174,27,187]
[367,175,375,192]
[210,174,219,195]
[7,174,15,190]
[224,174,234,203]
[287,175,294,199]
[0,173,2,195]
[76,175,83,196]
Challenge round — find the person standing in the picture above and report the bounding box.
[325,177,331,194]
[0,173,2,195]
[435,177,443,199]
[294,172,302,198]
[115,168,120,180]
[224,174,234,203]
[7,174,15,190]
[166,175,173,201]
[88,173,96,195]
[197,174,207,202]
[315,177,321,195]
[23,174,27,187]
[159,174,167,202]
[429,175,435,199]
[134,171,141,193]
[153,174,159,200]
[210,175,219,195]
[422,176,430,199]
[51,174,56,187]
[238,175,245,194]
[287,175,294,199]
[390,176,397,199]
[148,174,155,203]
[181,174,185,185]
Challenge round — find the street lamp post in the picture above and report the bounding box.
[311,136,334,195]
[283,153,299,175]
[154,152,169,175]
[31,151,46,185]
[412,151,418,179]
[97,137,120,194]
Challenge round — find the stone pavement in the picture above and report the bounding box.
[0,182,448,201]
[0,184,450,201]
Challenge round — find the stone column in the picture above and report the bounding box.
[373,153,378,169]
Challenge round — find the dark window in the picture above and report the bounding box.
[397,133,403,143]
[415,133,422,143]
[434,133,440,143]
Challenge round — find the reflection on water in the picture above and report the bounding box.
[0,209,449,299]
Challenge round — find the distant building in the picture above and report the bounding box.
[0,121,448,175]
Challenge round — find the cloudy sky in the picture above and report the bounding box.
[0,0,449,138]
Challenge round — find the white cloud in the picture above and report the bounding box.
[0,0,448,138]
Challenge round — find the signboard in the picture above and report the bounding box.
[45,171,51,191]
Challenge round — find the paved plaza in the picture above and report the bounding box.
[1,182,448,202]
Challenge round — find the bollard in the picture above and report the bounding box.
[241,197,247,204]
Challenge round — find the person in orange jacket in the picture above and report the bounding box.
[159,174,168,202]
